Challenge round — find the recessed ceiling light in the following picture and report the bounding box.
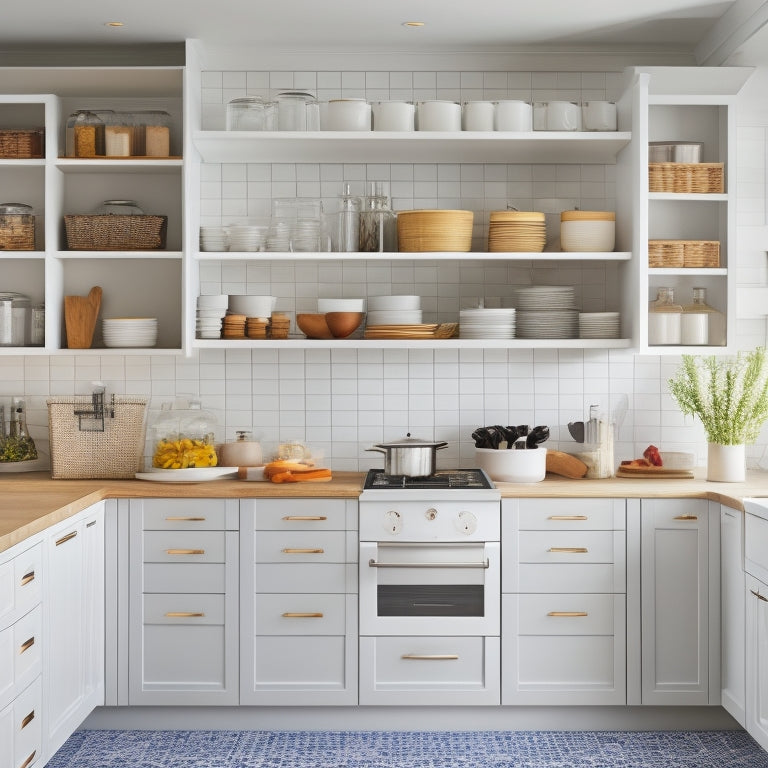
[402,21,425,28]
[105,21,124,27]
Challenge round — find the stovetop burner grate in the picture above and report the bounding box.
[364,468,494,490]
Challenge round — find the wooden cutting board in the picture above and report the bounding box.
[64,286,102,349]
[616,466,694,479]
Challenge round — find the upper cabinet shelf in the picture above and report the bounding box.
[192,130,632,165]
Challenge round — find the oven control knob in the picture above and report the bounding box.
[383,510,402,534]
[425,507,438,521]
[456,510,478,535]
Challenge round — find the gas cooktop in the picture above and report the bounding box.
[363,468,495,490]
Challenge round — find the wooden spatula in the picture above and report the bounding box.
[64,286,102,349]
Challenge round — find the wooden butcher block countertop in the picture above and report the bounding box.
[2,468,768,554]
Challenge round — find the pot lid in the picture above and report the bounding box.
[375,433,448,449]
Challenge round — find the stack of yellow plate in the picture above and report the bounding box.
[487,210,546,252]
[364,323,458,339]
[397,210,473,252]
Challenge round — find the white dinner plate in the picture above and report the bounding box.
[135,467,238,482]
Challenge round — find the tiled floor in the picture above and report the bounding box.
[45,729,768,768]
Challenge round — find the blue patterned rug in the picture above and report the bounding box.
[45,729,768,768]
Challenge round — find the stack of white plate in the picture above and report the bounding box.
[578,312,621,339]
[102,317,158,348]
[515,285,576,310]
[227,224,268,252]
[516,309,578,339]
[196,294,228,339]
[459,307,516,339]
[367,295,421,311]
[366,296,422,326]
[199,226,228,252]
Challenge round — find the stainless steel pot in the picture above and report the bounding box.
[366,433,448,477]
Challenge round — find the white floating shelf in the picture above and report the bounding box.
[192,338,633,350]
[194,251,632,262]
[54,158,183,174]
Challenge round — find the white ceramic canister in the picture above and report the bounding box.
[681,312,709,345]
[322,98,371,131]
[494,100,532,131]
[416,100,462,131]
[532,101,548,130]
[546,100,581,131]
[371,101,415,132]
[582,100,617,131]
[462,101,495,132]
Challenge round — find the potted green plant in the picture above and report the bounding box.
[668,347,768,481]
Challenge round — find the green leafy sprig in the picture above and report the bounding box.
[668,347,768,445]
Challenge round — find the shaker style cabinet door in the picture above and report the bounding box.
[746,573,768,751]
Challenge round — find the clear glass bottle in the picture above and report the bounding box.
[337,183,360,252]
[359,181,397,253]
[648,286,682,345]
[0,397,37,462]
[682,286,726,347]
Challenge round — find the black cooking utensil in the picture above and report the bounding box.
[526,425,550,449]
[567,421,585,443]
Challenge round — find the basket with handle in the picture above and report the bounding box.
[47,392,148,478]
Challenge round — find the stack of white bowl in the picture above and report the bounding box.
[227,224,268,252]
[199,226,228,252]
[317,297,366,313]
[102,317,158,348]
[228,294,277,318]
[196,294,228,339]
[459,307,516,338]
[365,295,421,326]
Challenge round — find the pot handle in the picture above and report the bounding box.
[365,446,386,454]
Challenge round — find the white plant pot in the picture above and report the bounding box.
[707,442,745,482]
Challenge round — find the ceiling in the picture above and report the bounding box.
[0,0,753,55]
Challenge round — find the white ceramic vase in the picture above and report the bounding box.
[707,442,745,482]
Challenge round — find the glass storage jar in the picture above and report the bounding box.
[67,110,106,157]
[359,181,397,252]
[148,399,219,470]
[133,110,172,155]
[0,203,35,250]
[226,97,267,131]
[94,199,144,215]
[648,287,682,345]
[0,397,37,463]
[0,291,31,346]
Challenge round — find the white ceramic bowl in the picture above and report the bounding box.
[475,447,547,483]
[366,310,423,326]
[560,220,615,252]
[228,294,277,317]
[197,294,229,310]
[366,295,422,311]
[317,298,366,313]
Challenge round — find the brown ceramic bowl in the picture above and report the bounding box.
[325,311,364,339]
[296,313,333,339]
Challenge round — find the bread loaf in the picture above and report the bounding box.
[545,450,588,479]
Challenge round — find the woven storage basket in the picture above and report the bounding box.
[397,209,473,252]
[47,395,148,478]
[0,129,44,159]
[648,240,720,268]
[64,214,167,250]
[648,162,724,194]
[0,213,35,250]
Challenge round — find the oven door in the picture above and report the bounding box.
[359,541,500,636]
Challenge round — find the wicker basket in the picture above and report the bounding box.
[0,128,44,159]
[648,162,724,194]
[648,240,720,268]
[47,395,148,479]
[64,214,167,250]
[0,213,35,250]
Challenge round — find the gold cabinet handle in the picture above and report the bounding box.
[19,637,35,654]
[674,515,698,521]
[282,612,324,618]
[166,516,206,521]
[20,751,36,768]
[282,548,324,554]
[20,570,35,587]
[401,654,459,660]
[548,547,588,553]
[55,530,77,546]
[282,515,328,521]
[165,611,205,618]
[548,515,588,521]
[166,549,205,555]
[751,589,768,603]
[21,710,35,729]
[547,611,589,617]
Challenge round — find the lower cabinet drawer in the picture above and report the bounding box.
[143,563,226,594]
[514,563,621,593]
[252,635,348,688]
[142,625,226,689]
[143,531,226,564]
[517,531,618,563]
[0,607,41,713]
[254,563,350,594]
[143,594,224,624]
[515,593,616,635]
[359,635,500,705]
[13,678,42,768]
[254,593,346,635]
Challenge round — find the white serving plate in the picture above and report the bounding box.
[135,467,238,482]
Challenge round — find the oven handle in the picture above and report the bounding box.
[368,558,490,569]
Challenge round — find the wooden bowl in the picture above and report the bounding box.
[325,311,364,339]
[296,313,333,339]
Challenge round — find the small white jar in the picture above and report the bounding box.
[546,100,581,131]
[462,101,495,131]
[560,210,615,252]
[494,100,532,131]
[322,99,371,131]
[371,101,415,132]
[582,100,617,131]
[416,100,462,131]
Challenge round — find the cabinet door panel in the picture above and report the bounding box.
[13,678,41,768]
[143,562,226,593]
[746,574,768,751]
[721,505,745,726]
[141,498,233,530]
[247,499,349,530]
[253,635,346,687]
[516,593,615,635]
[517,531,617,563]
[516,498,625,529]
[254,593,345,635]
[143,531,226,563]
[13,544,42,620]
[143,593,224,624]
[254,562,347,594]
[142,625,226,689]
[514,563,620,594]
[13,606,41,697]
[254,531,346,563]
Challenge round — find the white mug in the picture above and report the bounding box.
[462,101,495,132]
[416,100,462,131]
[583,101,617,131]
[494,100,532,131]
[371,101,415,132]
[546,101,581,131]
[322,99,371,131]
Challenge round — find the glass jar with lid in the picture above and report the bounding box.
[148,398,219,470]
[227,97,267,131]
[0,203,35,250]
[66,110,106,157]
[0,292,31,346]
[131,110,172,156]
[359,181,397,252]
[648,286,682,345]
[94,200,144,215]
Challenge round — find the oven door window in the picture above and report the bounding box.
[378,584,484,617]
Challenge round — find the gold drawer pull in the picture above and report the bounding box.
[282,612,324,618]
[166,516,206,521]
[548,515,588,521]
[548,611,589,617]
[20,570,35,587]
[21,710,35,729]
[20,751,36,768]
[19,637,35,654]
[674,515,698,521]
[165,611,205,618]
[401,654,459,661]
[751,589,768,603]
[282,548,324,554]
[548,547,588,553]
[282,516,328,521]
[166,549,205,555]
[55,531,77,546]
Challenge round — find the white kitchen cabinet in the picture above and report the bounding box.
[501,498,627,705]
[240,498,358,705]
[639,498,719,705]
[720,504,745,726]
[127,498,240,705]
[43,502,104,761]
